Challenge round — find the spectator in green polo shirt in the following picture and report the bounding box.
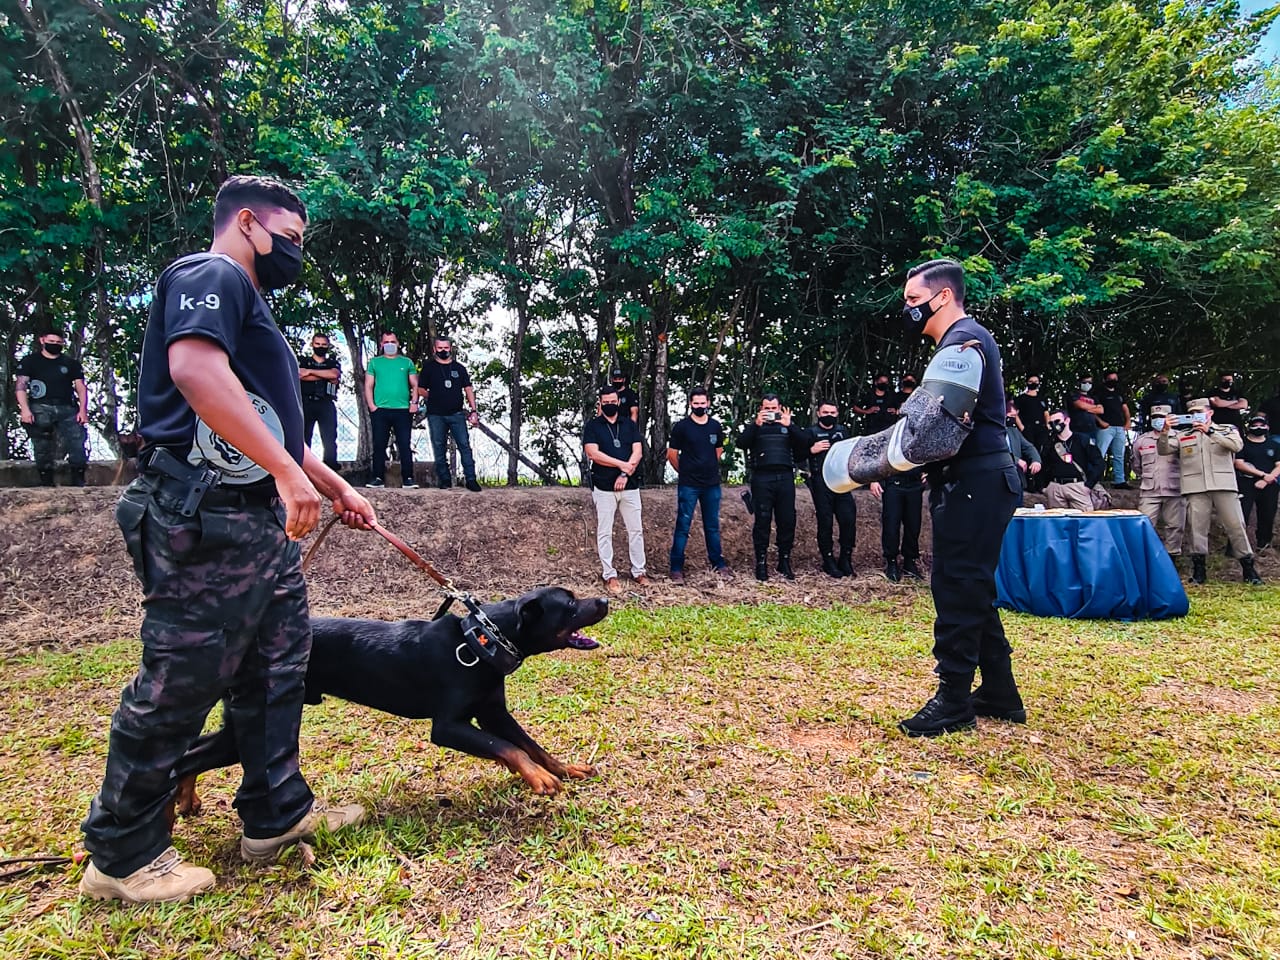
[363,332,419,487]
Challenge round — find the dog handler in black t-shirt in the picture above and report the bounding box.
[79,176,376,904]
[15,330,90,486]
[666,387,731,583]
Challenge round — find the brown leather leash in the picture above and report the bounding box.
[304,514,453,587]
[302,514,522,667]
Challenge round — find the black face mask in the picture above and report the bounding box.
[1156,382,1169,390]
[902,292,939,337]
[690,406,708,417]
[875,381,889,391]
[1220,382,1233,392]
[1248,428,1267,437]
[43,342,64,357]
[1049,421,1066,435]
[1106,381,1119,390]
[601,403,619,417]
[817,415,836,428]
[612,380,626,392]
[313,346,329,357]
[901,381,916,391]
[1027,382,1040,391]
[1006,417,1018,426]
[253,227,303,290]
[435,350,451,360]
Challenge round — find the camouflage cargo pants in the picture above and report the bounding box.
[25,401,88,470]
[81,474,314,877]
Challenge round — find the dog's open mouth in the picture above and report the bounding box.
[565,631,600,650]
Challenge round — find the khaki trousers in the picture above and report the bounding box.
[592,488,647,580]
[1138,494,1187,555]
[1185,490,1252,558]
[1045,481,1091,511]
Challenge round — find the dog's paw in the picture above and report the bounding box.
[522,767,565,795]
[562,763,597,780]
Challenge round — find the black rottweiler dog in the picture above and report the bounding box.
[170,587,608,821]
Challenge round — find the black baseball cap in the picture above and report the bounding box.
[610,367,624,379]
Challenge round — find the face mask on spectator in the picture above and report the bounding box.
[382,342,398,356]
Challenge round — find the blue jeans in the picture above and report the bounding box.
[669,484,725,572]
[1097,425,1127,483]
[427,412,476,485]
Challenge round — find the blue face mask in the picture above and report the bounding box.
[1152,418,1166,431]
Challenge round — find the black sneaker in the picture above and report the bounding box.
[367,478,385,488]
[884,560,900,583]
[465,479,482,492]
[898,693,977,737]
[755,559,768,582]
[901,558,923,580]
[402,480,418,489]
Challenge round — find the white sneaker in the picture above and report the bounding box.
[240,801,366,864]
[79,847,216,903]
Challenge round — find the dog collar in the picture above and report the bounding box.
[436,592,523,675]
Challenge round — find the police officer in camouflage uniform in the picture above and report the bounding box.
[14,329,89,486]
[80,175,377,904]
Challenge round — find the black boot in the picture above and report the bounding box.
[884,559,900,583]
[38,469,55,487]
[777,554,795,580]
[821,553,843,578]
[972,656,1026,723]
[755,556,769,582]
[1190,555,1207,585]
[901,558,923,580]
[1241,556,1264,585]
[69,467,86,488]
[899,673,977,737]
[837,548,854,578]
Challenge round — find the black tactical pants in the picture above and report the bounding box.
[303,397,339,470]
[81,475,314,877]
[881,480,923,560]
[751,469,797,557]
[929,463,1019,678]
[808,478,855,555]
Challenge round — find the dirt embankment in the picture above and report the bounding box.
[0,483,950,653]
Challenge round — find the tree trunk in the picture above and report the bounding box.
[19,0,120,452]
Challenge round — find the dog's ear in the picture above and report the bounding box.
[515,594,542,634]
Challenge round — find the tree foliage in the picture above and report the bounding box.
[3,0,1278,475]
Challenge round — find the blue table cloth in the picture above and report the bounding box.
[996,512,1188,620]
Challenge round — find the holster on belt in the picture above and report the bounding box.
[141,447,222,517]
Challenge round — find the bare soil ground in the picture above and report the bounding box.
[0,483,945,654]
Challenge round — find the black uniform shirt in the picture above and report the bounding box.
[937,316,1008,459]
[669,416,723,488]
[805,421,853,475]
[584,415,642,491]
[1013,391,1046,432]
[421,359,472,415]
[16,352,85,405]
[1211,388,1245,429]
[1044,433,1103,486]
[1068,390,1098,433]
[298,354,341,400]
[1096,389,1128,428]
[859,390,897,433]
[138,252,304,484]
[1236,437,1280,478]
[615,386,640,420]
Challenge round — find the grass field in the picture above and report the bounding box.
[1,588,1277,959]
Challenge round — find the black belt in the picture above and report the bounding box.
[937,451,1016,480]
[140,447,276,515]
